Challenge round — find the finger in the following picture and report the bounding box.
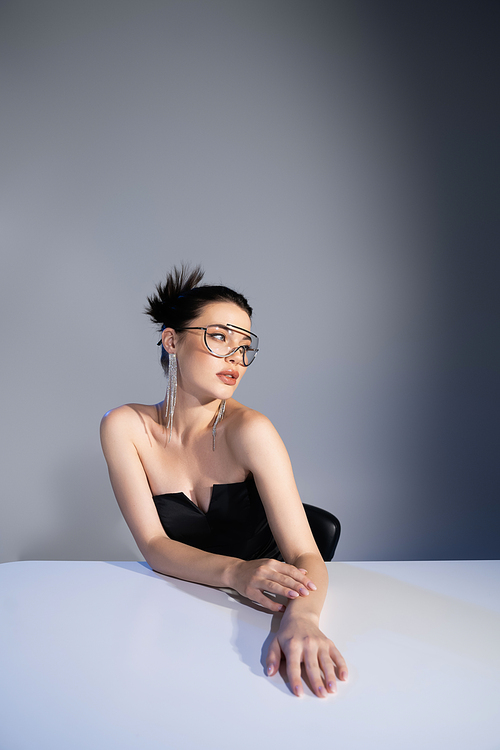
[253,575,305,600]
[330,644,348,681]
[319,650,337,694]
[264,571,314,599]
[284,645,304,697]
[250,561,315,599]
[266,581,306,600]
[252,592,286,612]
[303,653,328,698]
[290,566,317,591]
[266,637,282,677]
[274,562,315,589]
[278,564,317,592]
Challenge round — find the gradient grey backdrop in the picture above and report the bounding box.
[1,0,499,563]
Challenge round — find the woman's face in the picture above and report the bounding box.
[171,301,254,401]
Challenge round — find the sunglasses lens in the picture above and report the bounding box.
[205,326,259,365]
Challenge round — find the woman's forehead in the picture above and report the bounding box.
[195,301,252,329]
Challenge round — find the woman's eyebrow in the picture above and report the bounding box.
[208,323,254,344]
[232,329,252,343]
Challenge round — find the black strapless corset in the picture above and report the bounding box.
[152,476,281,561]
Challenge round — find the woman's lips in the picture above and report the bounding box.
[217,370,239,386]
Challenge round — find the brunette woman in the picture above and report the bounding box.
[100,266,347,698]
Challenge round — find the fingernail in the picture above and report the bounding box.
[299,587,309,596]
[267,664,274,675]
[307,582,317,591]
[340,670,347,680]
[288,590,299,598]
[294,685,302,697]
[298,568,307,573]
[278,604,286,612]
[318,686,326,697]
[328,681,336,693]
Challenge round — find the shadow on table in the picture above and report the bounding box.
[106,560,500,699]
[106,560,298,695]
[106,560,278,613]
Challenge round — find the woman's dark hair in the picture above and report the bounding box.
[145,264,253,373]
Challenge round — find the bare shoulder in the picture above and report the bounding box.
[100,403,157,444]
[225,401,285,467]
[226,401,277,438]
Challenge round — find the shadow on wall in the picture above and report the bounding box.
[19,450,141,562]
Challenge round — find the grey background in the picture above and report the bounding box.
[1,0,499,563]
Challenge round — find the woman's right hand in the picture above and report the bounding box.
[228,559,317,612]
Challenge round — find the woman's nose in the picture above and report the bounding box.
[226,346,245,365]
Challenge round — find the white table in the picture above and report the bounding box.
[1,560,499,750]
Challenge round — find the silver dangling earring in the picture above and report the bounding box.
[212,399,226,451]
[165,352,177,443]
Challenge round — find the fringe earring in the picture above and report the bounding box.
[212,399,226,451]
[165,352,177,443]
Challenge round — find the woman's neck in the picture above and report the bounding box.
[160,387,224,443]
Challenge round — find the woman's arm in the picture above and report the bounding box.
[266,552,347,697]
[231,411,348,697]
[100,406,313,609]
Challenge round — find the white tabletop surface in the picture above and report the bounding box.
[1,559,499,750]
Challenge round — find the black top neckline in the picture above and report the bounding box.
[152,476,255,516]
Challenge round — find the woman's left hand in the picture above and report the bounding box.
[266,613,348,697]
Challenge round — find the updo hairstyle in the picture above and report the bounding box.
[145,265,253,374]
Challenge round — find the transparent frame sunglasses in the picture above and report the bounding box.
[158,323,259,366]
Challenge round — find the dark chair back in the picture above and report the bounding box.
[303,504,341,562]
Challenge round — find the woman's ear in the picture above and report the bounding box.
[161,328,177,353]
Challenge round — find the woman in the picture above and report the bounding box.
[100,265,347,698]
